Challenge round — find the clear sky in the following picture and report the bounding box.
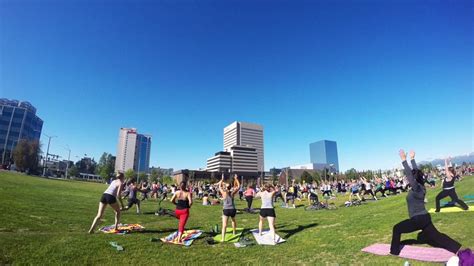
[1,0,472,171]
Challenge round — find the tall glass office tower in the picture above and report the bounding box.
[309,140,339,172]
[0,99,43,165]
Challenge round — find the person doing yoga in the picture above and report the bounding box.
[256,182,278,243]
[88,173,125,234]
[434,157,469,212]
[218,174,240,242]
[171,181,193,243]
[390,149,469,257]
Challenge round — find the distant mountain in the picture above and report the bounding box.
[419,152,474,166]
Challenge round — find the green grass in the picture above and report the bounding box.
[1,171,473,265]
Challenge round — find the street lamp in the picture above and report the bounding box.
[42,134,57,176]
[62,145,71,179]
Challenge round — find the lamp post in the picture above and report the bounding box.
[63,145,71,179]
[42,134,57,176]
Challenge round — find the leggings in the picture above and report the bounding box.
[274,193,284,202]
[175,208,189,233]
[390,213,461,255]
[245,196,253,209]
[435,189,468,212]
[374,187,385,197]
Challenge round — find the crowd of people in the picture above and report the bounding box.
[87,151,473,263]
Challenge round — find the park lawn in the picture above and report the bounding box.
[0,171,473,265]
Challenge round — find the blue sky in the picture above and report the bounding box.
[1,0,472,171]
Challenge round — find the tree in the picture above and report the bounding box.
[311,171,321,184]
[125,169,135,179]
[150,169,159,183]
[138,172,148,182]
[68,165,79,178]
[13,139,41,173]
[96,152,115,180]
[345,168,358,180]
[301,171,313,183]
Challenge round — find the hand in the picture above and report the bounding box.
[409,150,415,159]
[399,149,407,161]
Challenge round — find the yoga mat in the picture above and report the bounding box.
[428,206,474,213]
[464,195,474,200]
[160,230,202,246]
[361,243,455,263]
[213,228,243,243]
[250,229,285,245]
[99,224,145,234]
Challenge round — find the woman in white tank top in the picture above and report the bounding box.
[255,183,278,243]
[88,173,125,234]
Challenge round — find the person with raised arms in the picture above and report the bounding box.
[390,149,471,259]
[434,157,469,212]
[255,180,278,243]
[217,173,240,242]
[88,173,125,234]
[171,181,193,243]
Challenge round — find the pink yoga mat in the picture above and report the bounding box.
[362,243,456,262]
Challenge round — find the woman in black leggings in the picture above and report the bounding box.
[434,157,469,212]
[391,150,469,257]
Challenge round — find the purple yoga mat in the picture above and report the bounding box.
[362,243,456,262]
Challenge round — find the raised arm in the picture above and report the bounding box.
[409,150,418,170]
[445,158,453,178]
[232,174,240,196]
[399,149,416,187]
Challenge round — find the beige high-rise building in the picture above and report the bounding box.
[223,121,264,172]
[115,128,152,174]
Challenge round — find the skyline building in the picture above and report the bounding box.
[206,145,258,174]
[309,140,339,172]
[114,128,151,174]
[223,121,264,172]
[0,98,43,165]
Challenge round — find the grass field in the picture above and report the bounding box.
[1,171,473,265]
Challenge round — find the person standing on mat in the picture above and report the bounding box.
[217,173,240,242]
[171,181,193,243]
[390,149,466,256]
[434,157,469,212]
[88,173,125,234]
[256,182,278,243]
[244,185,255,210]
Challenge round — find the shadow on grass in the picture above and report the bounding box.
[138,228,177,234]
[279,223,319,239]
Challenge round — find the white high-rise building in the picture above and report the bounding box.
[115,128,152,174]
[223,121,264,172]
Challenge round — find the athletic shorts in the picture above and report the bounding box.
[223,209,237,218]
[351,190,359,194]
[260,208,276,218]
[100,193,117,204]
[127,198,140,208]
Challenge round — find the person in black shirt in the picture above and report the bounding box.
[434,157,469,212]
[390,150,463,256]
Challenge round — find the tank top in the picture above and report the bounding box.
[260,191,274,209]
[104,180,120,196]
[443,177,455,190]
[223,195,235,210]
[176,192,190,209]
